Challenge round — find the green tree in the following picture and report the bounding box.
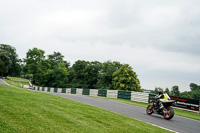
[84,61,102,88]
[189,83,200,100]
[0,44,21,76]
[112,64,141,91]
[164,88,170,95]
[171,85,180,96]
[36,59,52,86]
[25,48,45,84]
[151,87,162,94]
[70,60,89,88]
[97,61,122,89]
[191,90,200,100]
[190,83,199,91]
[48,62,69,88]
[180,91,192,99]
[48,52,70,69]
[0,50,11,76]
[25,74,33,81]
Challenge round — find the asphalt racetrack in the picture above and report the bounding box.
[43,91,199,133]
[0,79,8,85]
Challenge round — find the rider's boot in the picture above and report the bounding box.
[159,103,164,110]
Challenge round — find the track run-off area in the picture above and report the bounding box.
[40,91,199,133]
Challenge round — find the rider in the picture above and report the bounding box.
[157,90,170,109]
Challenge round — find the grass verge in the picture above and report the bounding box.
[97,97,200,121]
[7,77,29,81]
[0,85,172,133]
[3,79,29,88]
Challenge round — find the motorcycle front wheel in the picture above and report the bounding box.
[146,105,154,115]
[163,107,174,120]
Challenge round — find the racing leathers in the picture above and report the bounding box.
[158,93,170,109]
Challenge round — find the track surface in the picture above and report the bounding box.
[0,79,8,85]
[43,91,199,133]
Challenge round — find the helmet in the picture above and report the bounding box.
[158,90,163,95]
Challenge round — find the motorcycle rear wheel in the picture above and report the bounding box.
[163,107,174,120]
[146,105,153,115]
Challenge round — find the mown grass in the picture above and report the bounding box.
[3,79,29,88]
[3,77,199,122]
[97,97,200,121]
[7,77,29,81]
[0,85,172,133]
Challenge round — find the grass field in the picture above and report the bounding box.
[3,79,29,88]
[7,77,29,81]
[2,78,199,121]
[98,97,200,121]
[0,85,172,133]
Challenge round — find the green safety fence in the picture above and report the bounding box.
[71,88,76,94]
[42,87,45,91]
[98,90,107,97]
[54,88,58,93]
[117,91,131,100]
[62,88,66,93]
[47,87,51,92]
[82,89,90,95]
[149,93,156,103]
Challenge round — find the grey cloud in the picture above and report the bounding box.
[1,0,200,91]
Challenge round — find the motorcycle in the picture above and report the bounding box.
[146,95,176,120]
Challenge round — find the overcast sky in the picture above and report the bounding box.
[1,0,200,92]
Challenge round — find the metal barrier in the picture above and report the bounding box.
[118,91,131,100]
[131,91,149,103]
[107,90,118,98]
[76,88,83,95]
[89,89,98,96]
[98,90,107,97]
[23,85,200,113]
[82,89,90,95]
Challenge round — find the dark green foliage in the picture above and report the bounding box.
[48,62,69,88]
[0,44,21,77]
[189,83,200,100]
[25,48,69,88]
[83,61,102,89]
[97,61,122,89]
[174,83,200,100]
[112,64,141,91]
[69,60,102,88]
[0,50,11,76]
[25,48,46,84]
[48,52,70,69]
[190,83,199,91]
[164,88,170,95]
[69,60,89,88]
[5,45,143,92]
[171,85,180,96]
[151,87,162,94]
[180,91,192,99]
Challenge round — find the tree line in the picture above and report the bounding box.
[151,84,200,100]
[0,44,142,91]
[1,44,199,99]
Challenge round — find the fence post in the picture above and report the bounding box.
[199,100,200,114]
